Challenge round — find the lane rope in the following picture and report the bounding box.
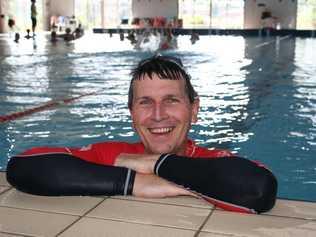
[0,91,98,123]
[254,35,291,49]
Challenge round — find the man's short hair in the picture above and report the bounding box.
[128,54,198,109]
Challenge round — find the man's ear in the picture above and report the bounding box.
[191,97,200,123]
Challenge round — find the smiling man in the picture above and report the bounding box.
[129,62,199,155]
[6,55,277,214]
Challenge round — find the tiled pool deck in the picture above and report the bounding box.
[1,172,316,237]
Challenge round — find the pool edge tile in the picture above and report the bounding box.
[202,209,316,237]
[0,189,105,216]
[0,206,79,237]
[59,217,197,237]
[86,198,211,231]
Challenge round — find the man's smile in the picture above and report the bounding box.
[148,126,175,134]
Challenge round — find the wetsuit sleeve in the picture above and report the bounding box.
[154,154,277,213]
[6,154,135,196]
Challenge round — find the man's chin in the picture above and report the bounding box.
[146,144,175,155]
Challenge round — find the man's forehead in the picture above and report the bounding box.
[133,76,186,96]
[133,75,185,88]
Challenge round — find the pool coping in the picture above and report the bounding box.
[1,171,316,236]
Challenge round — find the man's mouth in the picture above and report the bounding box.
[148,127,174,134]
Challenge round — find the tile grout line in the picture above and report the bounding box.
[0,185,11,195]
[111,196,213,210]
[0,204,86,217]
[197,231,234,237]
[193,208,215,237]
[74,215,204,232]
[54,197,109,237]
[214,208,316,222]
[0,230,36,237]
[262,213,316,221]
[0,194,107,216]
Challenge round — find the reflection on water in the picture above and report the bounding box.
[0,33,316,201]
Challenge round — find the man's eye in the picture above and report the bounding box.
[139,100,152,105]
[166,98,179,104]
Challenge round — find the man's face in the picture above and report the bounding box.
[130,73,199,155]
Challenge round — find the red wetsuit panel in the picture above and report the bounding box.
[17,140,234,165]
[185,140,234,158]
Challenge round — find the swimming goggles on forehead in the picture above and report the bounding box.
[139,53,184,68]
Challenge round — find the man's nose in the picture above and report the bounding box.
[152,103,168,121]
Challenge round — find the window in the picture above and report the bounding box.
[75,0,102,29]
[178,0,244,29]
[179,0,212,28]
[8,0,43,32]
[211,0,244,29]
[297,0,316,29]
[102,0,131,28]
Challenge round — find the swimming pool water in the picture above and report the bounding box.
[0,33,315,202]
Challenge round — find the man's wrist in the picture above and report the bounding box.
[114,153,160,174]
[154,154,174,175]
[124,169,136,195]
[145,154,160,173]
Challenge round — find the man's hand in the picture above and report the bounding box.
[114,153,159,174]
[115,154,195,198]
[132,173,194,198]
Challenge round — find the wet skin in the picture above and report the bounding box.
[130,73,199,155]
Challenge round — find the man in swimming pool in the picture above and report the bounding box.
[6,55,277,213]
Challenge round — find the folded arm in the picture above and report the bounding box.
[6,153,189,198]
[115,153,278,213]
[6,154,135,196]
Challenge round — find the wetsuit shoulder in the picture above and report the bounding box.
[72,141,145,165]
[192,145,234,158]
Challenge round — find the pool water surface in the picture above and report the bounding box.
[0,33,315,202]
